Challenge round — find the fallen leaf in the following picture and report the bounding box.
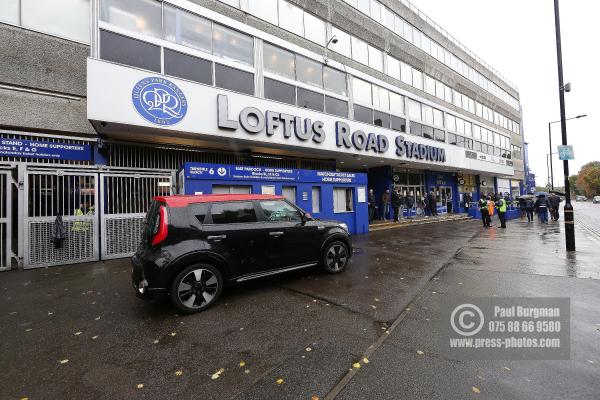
[170,332,177,337]
[502,366,511,371]
[472,386,481,394]
[305,347,312,352]
[431,291,437,294]
[245,369,250,374]
[136,384,144,389]
[153,339,159,344]
[94,316,101,321]
[371,305,377,310]
[20,397,28,400]
[239,361,246,367]
[25,328,32,332]
[211,373,220,380]
[92,336,99,340]
[416,350,424,355]
[587,360,595,364]
[276,378,284,384]
[74,331,82,336]
[352,362,361,369]
[48,312,53,315]
[363,357,369,364]
[374,298,380,302]
[175,370,183,376]
[311,396,320,400]
[59,359,69,364]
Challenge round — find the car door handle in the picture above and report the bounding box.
[269,231,284,237]
[207,235,227,241]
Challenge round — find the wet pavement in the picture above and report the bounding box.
[2,212,599,400]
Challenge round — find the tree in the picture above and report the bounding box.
[569,175,583,196]
[576,162,600,197]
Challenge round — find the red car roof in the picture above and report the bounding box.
[154,194,284,208]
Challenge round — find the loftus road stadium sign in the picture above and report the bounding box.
[216,94,446,163]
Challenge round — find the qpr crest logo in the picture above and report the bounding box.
[132,77,187,126]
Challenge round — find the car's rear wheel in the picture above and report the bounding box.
[170,264,223,313]
[322,241,349,274]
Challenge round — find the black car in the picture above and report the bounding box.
[132,194,352,313]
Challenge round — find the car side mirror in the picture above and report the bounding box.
[300,212,309,224]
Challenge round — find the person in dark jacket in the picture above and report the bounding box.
[381,189,390,221]
[368,189,376,223]
[518,197,527,219]
[548,193,561,221]
[525,198,535,222]
[428,190,438,216]
[479,196,491,227]
[405,192,415,219]
[535,195,550,223]
[391,189,401,222]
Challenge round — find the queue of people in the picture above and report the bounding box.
[477,192,511,229]
[367,188,431,223]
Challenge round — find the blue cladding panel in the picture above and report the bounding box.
[180,163,369,235]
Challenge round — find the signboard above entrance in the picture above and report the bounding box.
[183,163,367,185]
[0,138,92,161]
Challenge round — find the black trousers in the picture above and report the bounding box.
[392,205,400,221]
[498,211,506,228]
[526,209,534,222]
[481,209,490,227]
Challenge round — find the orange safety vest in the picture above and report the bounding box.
[488,201,495,216]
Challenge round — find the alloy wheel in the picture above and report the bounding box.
[177,268,219,309]
[326,243,348,271]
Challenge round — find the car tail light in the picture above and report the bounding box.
[151,205,168,246]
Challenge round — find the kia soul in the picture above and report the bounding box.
[132,194,352,313]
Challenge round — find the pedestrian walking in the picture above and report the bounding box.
[428,190,437,216]
[479,196,491,228]
[368,189,376,223]
[535,194,550,224]
[525,198,535,222]
[496,196,507,228]
[382,189,390,221]
[391,189,401,222]
[405,192,415,219]
[518,197,526,219]
[548,193,561,221]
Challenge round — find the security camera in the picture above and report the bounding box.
[331,37,338,44]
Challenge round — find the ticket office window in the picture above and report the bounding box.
[333,187,353,213]
[282,186,297,204]
[312,186,321,213]
[212,185,252,194]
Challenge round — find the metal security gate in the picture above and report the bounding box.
[100,173,172,260]
[0,170,13,270]
[24,169,99,269]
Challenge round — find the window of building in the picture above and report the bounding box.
[296,55,323,88]
[352,78,372,106]
[448,133,457,145]
[434,128,445,142]
[370,0,381,22]
[368,46,384,72]
[282,186,297,204]
[410,122,422,137]
[247,0,278,24]
[400,62,412,85]
[210,201,257,224]
[312,187,321,213]
[0,0,19,24]
[412,69,423,90]
[100,30,161,72]
[331,27,351,58]
[422,105,434,125]
[464,138,473,150]
[164,49,213,85]
[391,116,406,132]
[357,0,370,15]
[215,64,254,95]
[424,75,436,96]
[433,109,443,127]
[351,36,369,65]
[164,5,211,53]
[456,135,465,147]
[297,87,324,112]
[323,66,347,96]
[446,114,456,132]
[263,43,295,79]
[372,86,389,110]
[389,92,404,115]
[387,56,400,80]
[101,0,161,38]
[333,187,353,212]
[354,104,373,124]
[373,111,390,128]
[325,96,348,118]
[304,12,326,45]
[212,24,254,65]
[407,99,421,121]
[474,141,482,152]
[278,0,304,36]
[264,78,296,105]
[422,125,434,140]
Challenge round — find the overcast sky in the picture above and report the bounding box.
[408,0,599,187]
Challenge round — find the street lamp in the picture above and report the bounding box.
[553,0,575,251]
[548,114,586,189]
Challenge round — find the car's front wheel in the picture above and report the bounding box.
[170,264,223,313]
[322,241,350,274]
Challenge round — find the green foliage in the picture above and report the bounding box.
[576,162,600,197]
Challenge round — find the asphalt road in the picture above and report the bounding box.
[2,213,599,400]
[573,200,600,240]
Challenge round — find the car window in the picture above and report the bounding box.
[260,200,302,222]
[188,203,209,224]
[209,201,257,224]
